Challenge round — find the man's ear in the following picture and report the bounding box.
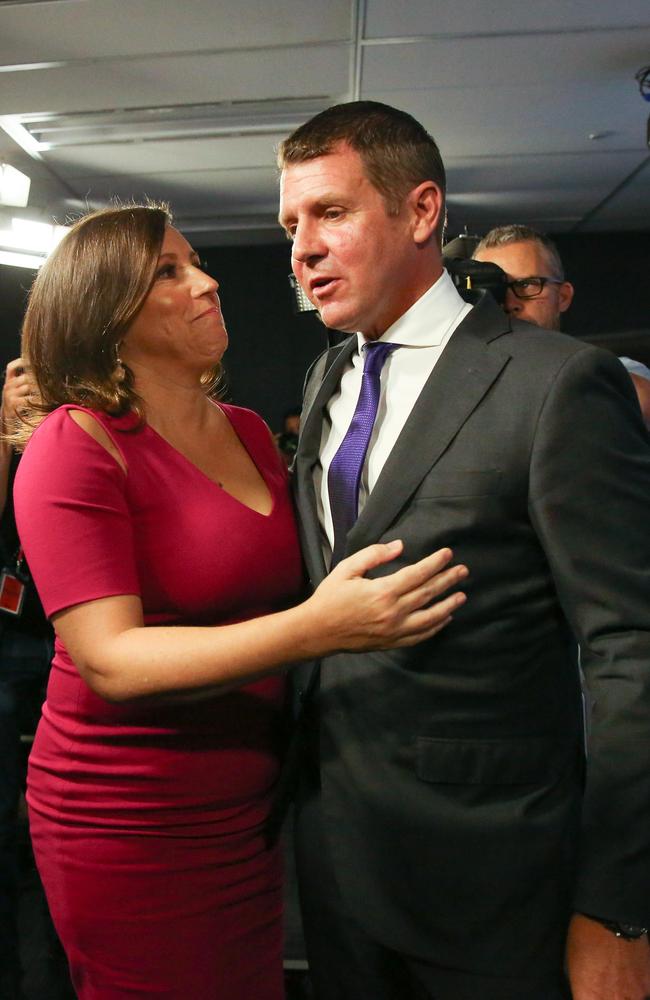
[559,281,574,314]
[407,181,444,245]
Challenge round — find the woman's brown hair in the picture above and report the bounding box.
[15,203,222,446]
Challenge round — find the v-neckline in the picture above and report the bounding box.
[147,403,276,519]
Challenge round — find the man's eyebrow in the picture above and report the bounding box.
[278,195,345,227]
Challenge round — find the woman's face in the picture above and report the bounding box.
[121,226,227,379]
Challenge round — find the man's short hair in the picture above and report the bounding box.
[474,224,565,280]
[277,100,447,243]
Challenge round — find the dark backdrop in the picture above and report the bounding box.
[554,232,650,364]
[0,260,34,379]
[201,243,327,432]
[1,231,648,428]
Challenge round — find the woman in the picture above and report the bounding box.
[13,204,467,1000]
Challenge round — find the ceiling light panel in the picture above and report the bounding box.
[0,43,349,115]
[10,97,333,148]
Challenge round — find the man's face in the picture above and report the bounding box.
[473,240,574,331]
[279,143,441,340]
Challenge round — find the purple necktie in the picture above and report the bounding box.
[328,341,398,565]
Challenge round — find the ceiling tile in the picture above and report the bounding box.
[364,0,650,38]
[0,0,352,63]
[361,29,650,90]
[367,84,648,157]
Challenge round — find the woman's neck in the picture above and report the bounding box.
[130,361,217,439]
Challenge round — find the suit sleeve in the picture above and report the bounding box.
[528,346,650,924]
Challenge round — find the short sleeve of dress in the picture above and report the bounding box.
[14,407,140,618]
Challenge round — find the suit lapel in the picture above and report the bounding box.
[294,337,357,584]
[347,294,511,554]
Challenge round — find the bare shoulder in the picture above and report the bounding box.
[67,409,127,474]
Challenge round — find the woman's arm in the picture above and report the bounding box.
[55,541,467,703]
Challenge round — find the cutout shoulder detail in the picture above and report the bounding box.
[67,410,128,475]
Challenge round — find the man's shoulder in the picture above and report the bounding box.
[462,300,627,390]
[459,292,594,367]
[502,317,578,349]
[499,318,605,368]
[483,320,639,415]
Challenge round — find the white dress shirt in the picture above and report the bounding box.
[315,269,473,560]
[619,356,650,382]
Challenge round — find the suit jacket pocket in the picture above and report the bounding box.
[416,736,566,785]
[416,469,503,499]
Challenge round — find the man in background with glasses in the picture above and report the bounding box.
[472,224,573,331]
[473,224,650,424]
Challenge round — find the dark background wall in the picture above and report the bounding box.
[0,260,34,376]
[201,243,327,431]
[1,231,649,428]
[553,232,650,363]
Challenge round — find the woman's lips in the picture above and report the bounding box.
[193,306,221,321]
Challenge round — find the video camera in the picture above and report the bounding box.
[442,235,508,306]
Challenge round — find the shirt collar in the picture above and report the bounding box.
[356,268,469,353]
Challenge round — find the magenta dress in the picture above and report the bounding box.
[13,403,304,1000]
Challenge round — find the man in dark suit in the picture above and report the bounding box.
[277,101,650,1000]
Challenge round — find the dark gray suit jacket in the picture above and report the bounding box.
[291,292,650,979]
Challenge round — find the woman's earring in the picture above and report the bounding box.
[114,348,126,383]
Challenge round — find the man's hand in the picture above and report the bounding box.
[1,357,34,433]
[566,913,650,1000]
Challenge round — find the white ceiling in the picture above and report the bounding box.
[0,0,649,246]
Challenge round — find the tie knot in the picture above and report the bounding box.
[361,341,399,376]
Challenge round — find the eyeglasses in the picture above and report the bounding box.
[506,276,564,299]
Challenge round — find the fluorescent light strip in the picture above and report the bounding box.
[0,250,44,269]
[0,61,67,73]
[0,116,46,159]
[0,218,67,255]
[3,98,332,150]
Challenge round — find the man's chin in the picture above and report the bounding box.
[317,304,358,334]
